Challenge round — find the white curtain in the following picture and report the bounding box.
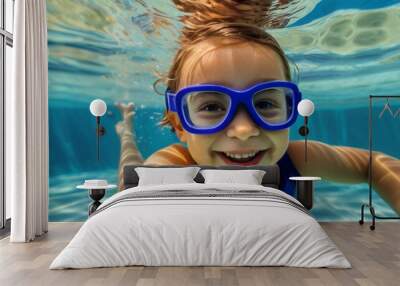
[7,0,49,242]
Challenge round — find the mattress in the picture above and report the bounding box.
[50,183,351,269]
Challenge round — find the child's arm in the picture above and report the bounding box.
[287,140,400,214]
[115,103,144,191]
[115,102,194,189]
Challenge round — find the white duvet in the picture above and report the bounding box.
[50,183,351,269]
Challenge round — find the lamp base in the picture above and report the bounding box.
[298,126,309,136]
[97,125,106,136]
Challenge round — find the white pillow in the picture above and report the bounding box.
[200,169,266,185]
[135,167,201,186]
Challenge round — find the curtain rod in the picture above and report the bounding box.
[369,95,400,98]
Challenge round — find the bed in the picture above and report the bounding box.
[50,165,350,269]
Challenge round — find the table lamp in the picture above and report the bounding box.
[297,99,315,162]
[89,99,107,161]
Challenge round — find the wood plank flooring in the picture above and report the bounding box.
[0,222,399,286]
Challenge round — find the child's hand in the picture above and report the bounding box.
[115,102,135,137]
[115,102,135,119]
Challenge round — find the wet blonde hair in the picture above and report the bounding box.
[156,0,291,130]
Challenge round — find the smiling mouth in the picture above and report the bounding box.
[216,150,268,166]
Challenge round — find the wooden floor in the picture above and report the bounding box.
[0,222,399,286]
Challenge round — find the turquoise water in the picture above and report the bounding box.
[47,0,400,221]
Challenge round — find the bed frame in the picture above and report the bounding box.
[123,164,317,210]
[123,164,280,190]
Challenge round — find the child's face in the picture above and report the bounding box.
[174,38,290,166]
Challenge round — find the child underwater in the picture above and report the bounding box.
[115,0,400,215]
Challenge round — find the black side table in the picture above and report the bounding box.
[88,189,106,215]
[77,180,116,216]
[289,176,321,210]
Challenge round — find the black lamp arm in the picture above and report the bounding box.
[298,116,309,162]
[95,116,106,161]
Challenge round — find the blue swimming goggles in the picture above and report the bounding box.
[165,80,302,134]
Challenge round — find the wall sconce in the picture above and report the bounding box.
[297,99,315,162]
[89,99,107,161]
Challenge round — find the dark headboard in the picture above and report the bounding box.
[123,164,280,190]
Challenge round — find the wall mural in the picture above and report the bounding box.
[47,0,400,221]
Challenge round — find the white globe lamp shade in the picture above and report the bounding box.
[297,99,315,117]
[90,99,107,117]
